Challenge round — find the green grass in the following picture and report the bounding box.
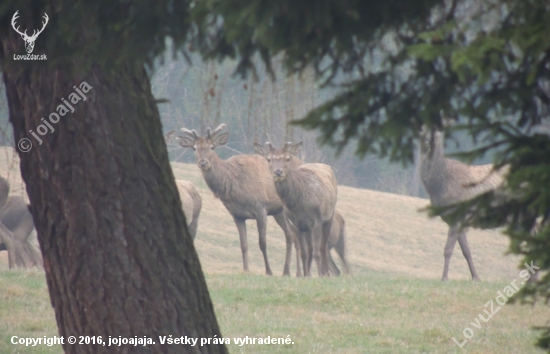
[0,270,547,353]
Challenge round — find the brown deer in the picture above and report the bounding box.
[0,175,42,268]
[326,210,350,276]
[255,142,338,276]
[0,196,42,268]
[420,125,507,281]
[254,142,350,276]
[175,180,202,240]
[166,132,203,240]
[175,124,300,276]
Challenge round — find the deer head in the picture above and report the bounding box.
[176,124,228,171]
[11,11,49,54]
[254,141,303,181]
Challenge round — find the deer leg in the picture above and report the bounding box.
[327,246,340,276]
[188,217,199,241]
[0,223,15,269]
[442,225,460,281]
[312,223,325,276]
[232,215,249,273]
[255,211,273,276]
[304,230,313,276]
[297,230,308,276]
[457,229,480,281]
[273,211,295,276]
[321,218,333,276]
[335,229,350,275]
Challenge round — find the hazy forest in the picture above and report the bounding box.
[154,53,494,197]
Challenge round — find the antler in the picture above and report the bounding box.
[266,142,274,152]
[180,128,198,139]
[11,11,27,38]
[207,123,226,138]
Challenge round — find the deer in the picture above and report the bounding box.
[165,131,203,240]
[0,195,42,268]
[420,125,507,281]
[175,124,301,276]
[175,180,202,240]
[326,210,349,276]
[11,11,49,54]
[255,141,338,276]
[254,142,350,276]
[0,175,42,268]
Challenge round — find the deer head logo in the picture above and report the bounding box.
[11,11,49,54]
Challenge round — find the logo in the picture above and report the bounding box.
[11,11,48,60]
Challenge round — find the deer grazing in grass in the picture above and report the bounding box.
[420,125,507,281]
[175,124,301,276]
[166,132,203,240]
[254,142,350,276]
[255,142,338,276]
[0,175,42,268]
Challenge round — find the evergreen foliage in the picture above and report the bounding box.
[192,0,550,349]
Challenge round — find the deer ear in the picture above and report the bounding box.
[212,132,229,147]
[253,142,268,157]
[164,130,176,143]
[288,141,303,155]
[176,135,196,149]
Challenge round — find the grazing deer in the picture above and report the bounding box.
[254,142,350,276]
[175,124,300,276]
[420,125,507,281]
[166,132,203,240]
[0,175,15,268]
[255,142,338,276]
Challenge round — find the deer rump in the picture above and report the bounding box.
[0,196,42,267]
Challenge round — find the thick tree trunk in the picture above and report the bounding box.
[1,46,227,354]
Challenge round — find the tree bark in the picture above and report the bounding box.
[1,43,227,354]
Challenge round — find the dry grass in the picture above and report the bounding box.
[0,146,519,280]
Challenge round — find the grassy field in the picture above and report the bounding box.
[0,271,547,353]
[0,147,548,353]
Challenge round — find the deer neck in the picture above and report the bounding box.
[200,152,234,200]
[420,143,452,204]
[274,168,301,208]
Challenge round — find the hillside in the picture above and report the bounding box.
[0,146,521,281]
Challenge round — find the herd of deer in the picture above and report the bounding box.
[0,123,514,280]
